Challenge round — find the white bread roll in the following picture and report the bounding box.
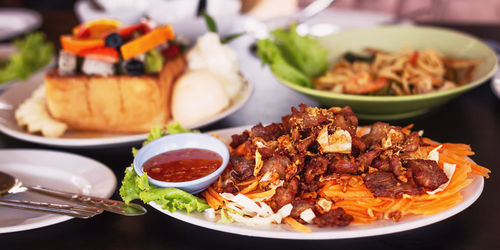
[171,70,230,126]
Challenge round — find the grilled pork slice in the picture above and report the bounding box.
[44,56,185,133]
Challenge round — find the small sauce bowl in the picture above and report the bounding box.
[133,133,229,194]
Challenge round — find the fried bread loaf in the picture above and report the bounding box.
[45,56,185,133]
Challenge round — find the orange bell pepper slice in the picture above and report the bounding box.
[60,35,105,54]
[120,25,175,60]
[72,19,122,39]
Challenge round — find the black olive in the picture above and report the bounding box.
[105,33,123,49]
[343,52,375,63]
[125,59,145,75]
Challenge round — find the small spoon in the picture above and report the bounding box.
[0,171,146,216]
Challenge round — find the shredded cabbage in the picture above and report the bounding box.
[219,192,294,226]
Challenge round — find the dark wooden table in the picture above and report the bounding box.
[0,10,499,250]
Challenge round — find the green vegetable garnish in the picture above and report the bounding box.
[256,24,329,88]
[0,32,54,84]
[202,12,218,33]
[131,122,197,156]
[221,32,245,44]
[202,12,244,44]
[164,122,195,134]
[120,167,209,213]
[121,122,208,213]
[145,49,164,74]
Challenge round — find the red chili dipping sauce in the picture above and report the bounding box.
[143,148,222,182]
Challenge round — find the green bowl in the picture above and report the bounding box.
[275,26,498,120]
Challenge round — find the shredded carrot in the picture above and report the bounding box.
[401,124,414,135]
[245,189,276,199]
[206,127,490,232]
[319,141,490,224]
[321,184,374,201]
[318,181,334,197]
[240,181,259,194]
[422,137,439,145]
[208,186,227,204]
[283,217,312,233]
[442,143,474,156]
[216,176,222,189]
[204,192,222,210]
[235,178,259,186]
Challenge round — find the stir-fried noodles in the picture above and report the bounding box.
[315,47,481,95]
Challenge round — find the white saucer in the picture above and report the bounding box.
[0,149,116,233]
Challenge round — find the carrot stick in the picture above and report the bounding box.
[240,181,259,194]
[401,124,414,135]
[318,181,334,197]
[235,178,259,186]
[246,189,276,199]
[204,192,222,210]
[208,186,227,204]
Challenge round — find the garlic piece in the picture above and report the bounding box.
[317,126,352,153]
[300,208,316,224]
[317,198,332,213]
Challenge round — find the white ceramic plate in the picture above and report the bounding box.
[0,149,116,234]
[0,8,42,41]
[0,74,253,148]
[150,126,484,239]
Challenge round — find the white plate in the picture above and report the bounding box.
[0,8,42,41]
[150,126,484,239]
[0,149,116,234]
[0,74,253,148]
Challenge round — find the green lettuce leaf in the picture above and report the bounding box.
[270,60,312,88]
[120,166,209,213]
[0,32,54,84]
[256,38,312,88]
[139,187,209,213]
[165,122,194,134]
[132,122,197,156]
[256,24,328,88]
[119,166,142,204]
[121,123,209,213]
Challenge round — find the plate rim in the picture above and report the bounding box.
[0,149,116,234]
[0,8,42,41]
[149,125,486,239]
[0,74,254,148]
